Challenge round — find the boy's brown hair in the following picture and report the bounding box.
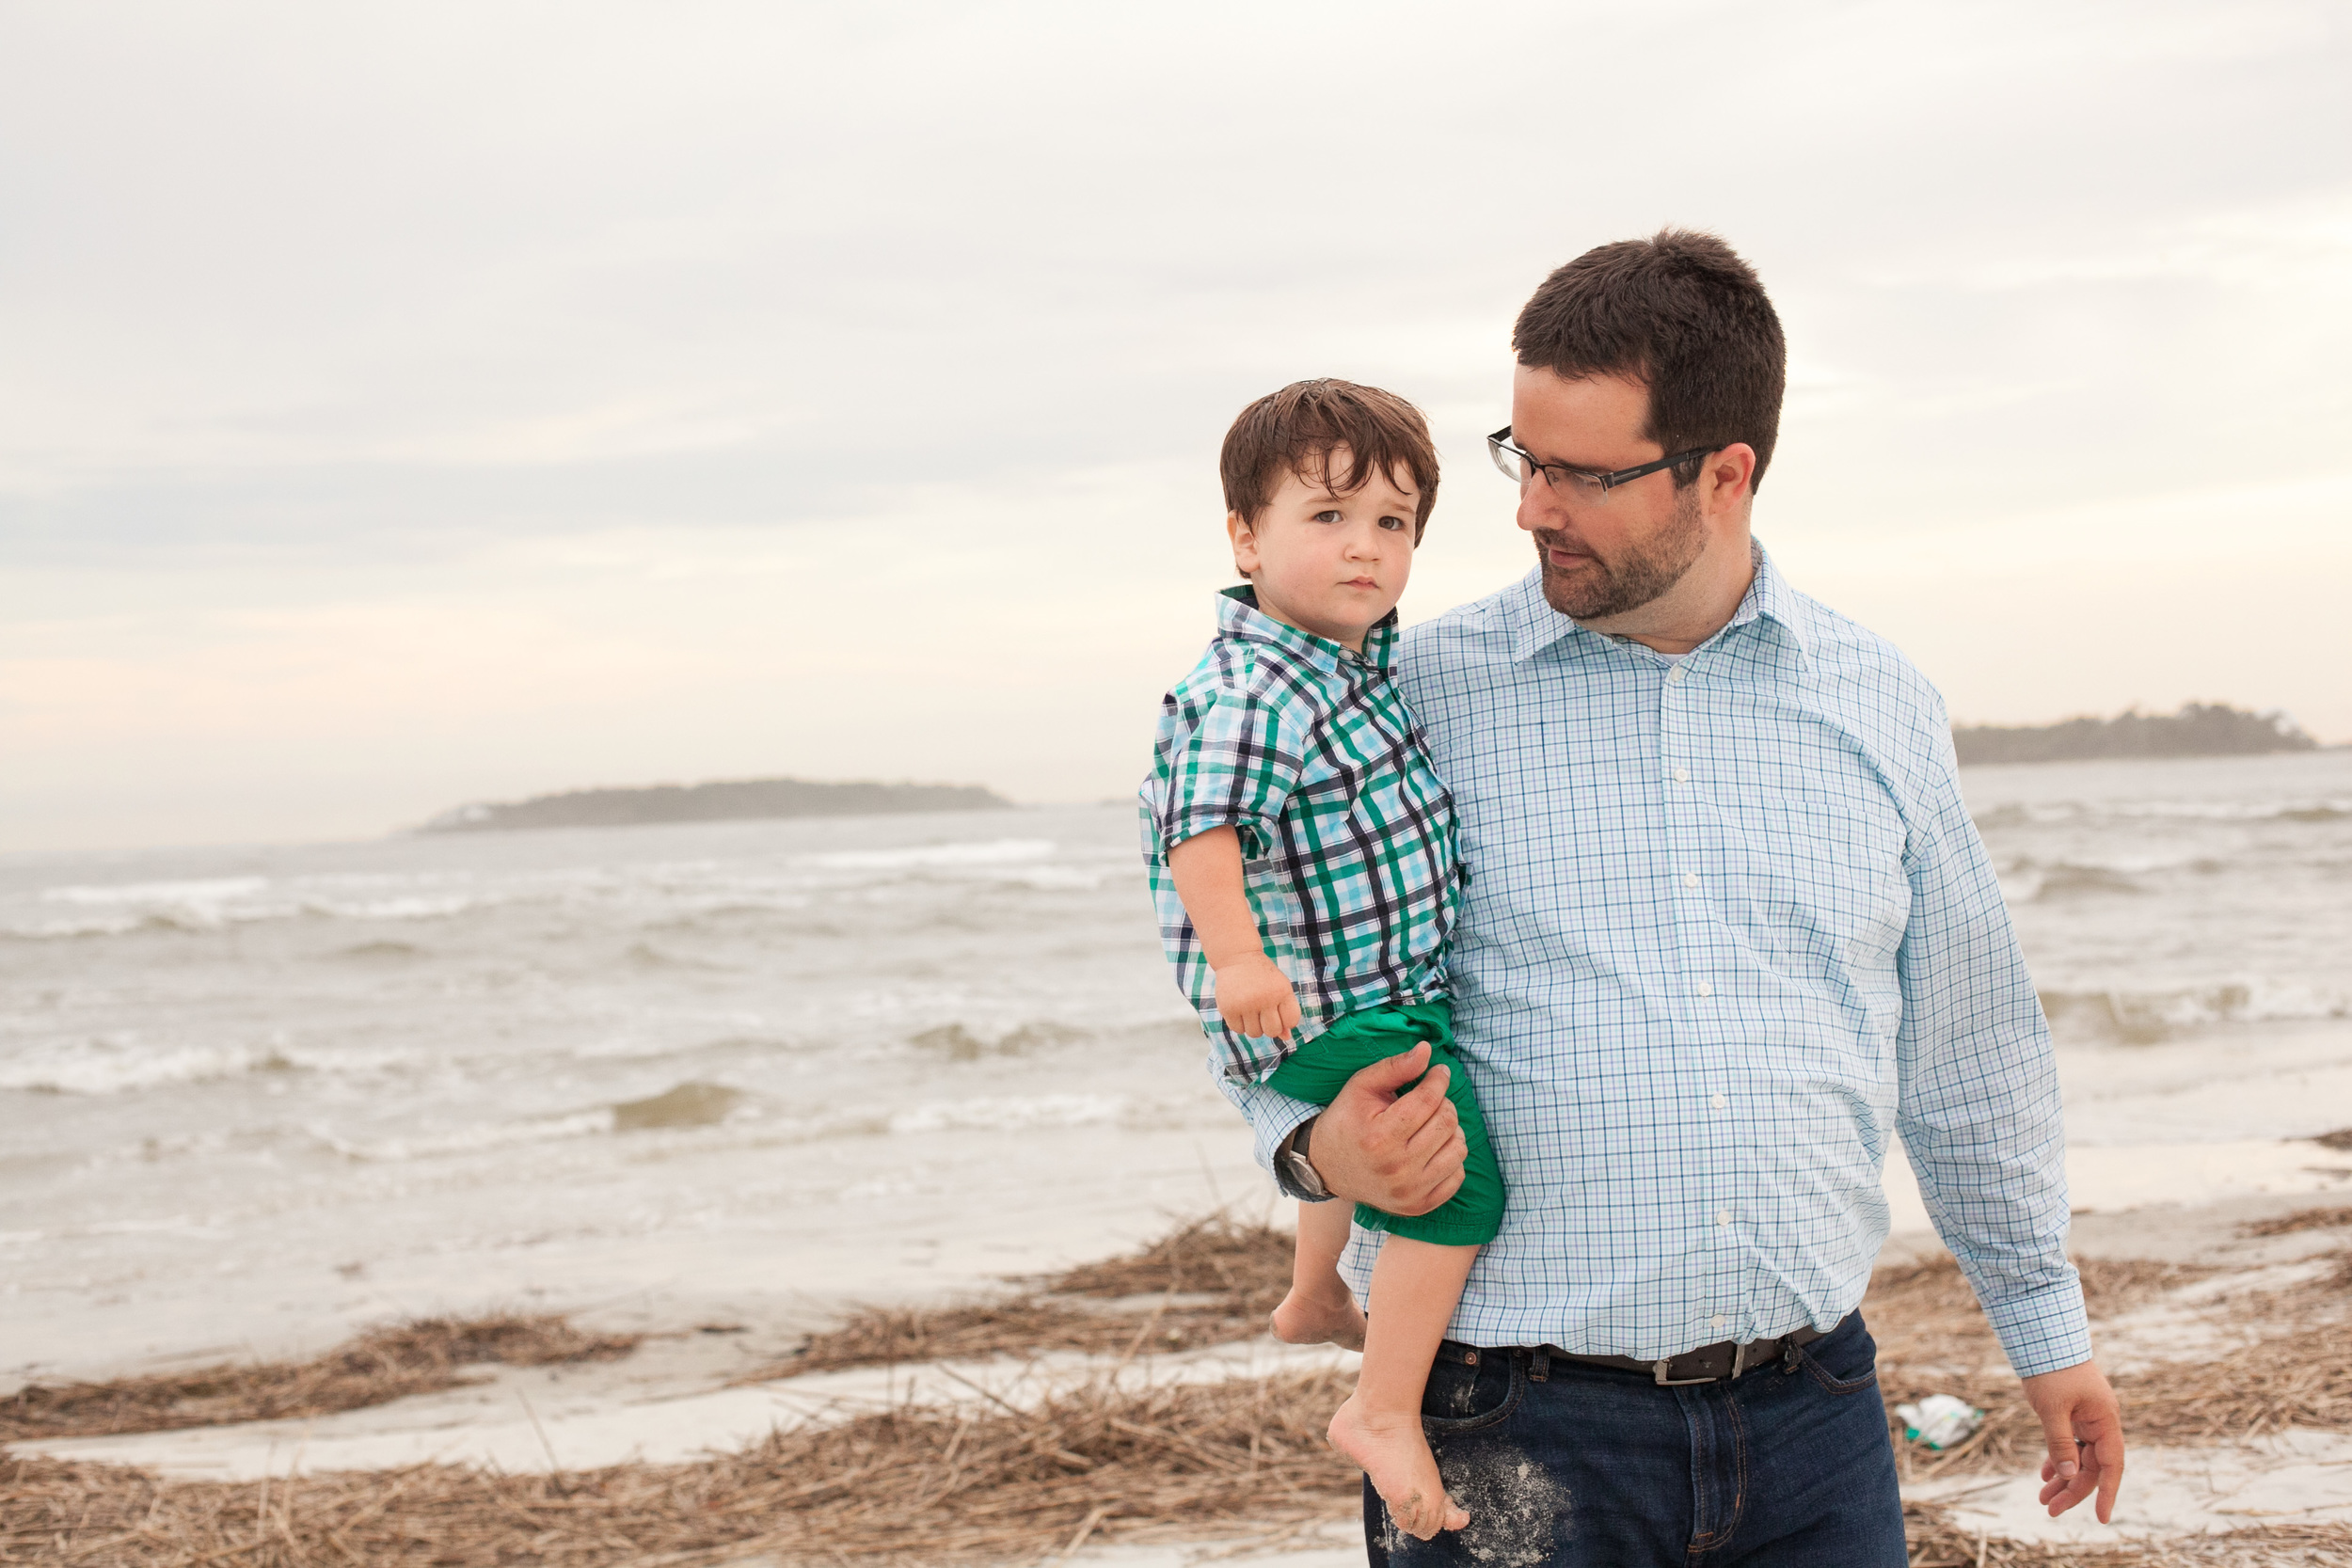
[1512,228,1786,490]
[1219,379,1440,538]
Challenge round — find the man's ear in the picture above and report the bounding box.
[1227,510,1260,579]
[1699,444,1757,521]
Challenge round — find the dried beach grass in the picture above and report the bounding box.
[2119,1315,2352,1445]
[1042,1212,1294,1306]
[0,1314,640,1444]
[13,1375,2352,1568]
[1,1367,1360,1567]
[1877,1245,2352,1482]
[1901,1498,2352,1566]
[1868,1254,2217,1357]
[2244,1205,2352,1238]
[11,1217,2352,1565]
[1868,1253,2222,1483]
[769,1212,1294,1378]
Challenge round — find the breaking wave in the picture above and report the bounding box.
[312,1109,618,1163]
[1976,798,2352,830]
[2041,981,2351,1044]
[0,1038,303,1096]
[8,876,483,939]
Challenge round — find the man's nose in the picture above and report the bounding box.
[1516,482,1566,533]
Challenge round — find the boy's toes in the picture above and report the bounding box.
[1400,1493,1467,1542]
[1268,1292,1364,1349]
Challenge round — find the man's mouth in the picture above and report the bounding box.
[1534,531,1594,569]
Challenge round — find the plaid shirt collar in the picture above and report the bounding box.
[1501,540,1811,674]
[1216,585,1400,674]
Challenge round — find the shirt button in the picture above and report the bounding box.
[1682,872,1700,888]
[1696,980,1714,998]
[1710,1093,1727,1110]
[1710,1314,1726,1330]
[1717,1209,1732,1227]
[1674,767,1690,783]
[1669,665,1688,685]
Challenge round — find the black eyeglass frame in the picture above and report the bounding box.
[1487,426,1717,495]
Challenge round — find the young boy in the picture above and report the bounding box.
[1138,379,1504,1542]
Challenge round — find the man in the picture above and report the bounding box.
[1222,230,2124,1565]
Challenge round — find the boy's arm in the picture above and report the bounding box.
[1166,827,1301,1044]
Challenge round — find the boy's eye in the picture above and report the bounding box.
[1378,515,1407,531]
[1312,509,1344,524]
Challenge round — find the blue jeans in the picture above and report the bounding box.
[1364,1313,1906,1567]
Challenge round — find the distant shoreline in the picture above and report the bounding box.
[419,777,1012,834]
[1952,703,2318,767]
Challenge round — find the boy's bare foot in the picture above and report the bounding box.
[1328,1393,1469,1540]
[1270,1284,1366,1351]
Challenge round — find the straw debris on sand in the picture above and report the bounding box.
[766,1213,1294,1378]
[9,1208,2352,1566]
[3,1368,1359,1568]
[0,1315,640,1444]
[1900,1499,2352,1566]
[1873,1245,2352,1486]
[2243,1205,2352,1238]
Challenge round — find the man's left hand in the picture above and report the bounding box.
[2020,1360,2125,1521]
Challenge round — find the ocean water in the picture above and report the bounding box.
[4,752,2349,1376]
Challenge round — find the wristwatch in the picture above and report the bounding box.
[1276,1115,1331,1200]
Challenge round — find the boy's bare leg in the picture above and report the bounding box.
[1327,1237,1478,1540]
[1270,1196,1366,1350]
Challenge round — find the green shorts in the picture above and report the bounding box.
[1262,999,1503,1248]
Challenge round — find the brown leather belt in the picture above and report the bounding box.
[1439,1313,1849,1387]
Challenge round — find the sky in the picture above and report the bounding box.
[3,0,2348,853]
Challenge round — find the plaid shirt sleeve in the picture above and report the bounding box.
[1151,681,1310,859]
[1895,705,2092,1378]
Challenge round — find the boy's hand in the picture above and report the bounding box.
[1214,955,1300,1042]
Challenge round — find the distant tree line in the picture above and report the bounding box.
[1952,703,2319,766]
[421,777,1011,833]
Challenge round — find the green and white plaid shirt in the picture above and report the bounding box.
[1140,587,1464,1082]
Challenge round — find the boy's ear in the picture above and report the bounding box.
[1226,510,1259,579]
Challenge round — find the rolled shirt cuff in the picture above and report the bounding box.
[1215,1071,1327,1199]
[1980,1271,2095,1379]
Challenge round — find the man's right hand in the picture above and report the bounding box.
[1306,1042,1467,1217]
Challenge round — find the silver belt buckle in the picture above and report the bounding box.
[1652,1339,1747,1386]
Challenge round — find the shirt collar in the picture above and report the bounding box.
[1502,541,1811,672]
[1217,585,1396,673]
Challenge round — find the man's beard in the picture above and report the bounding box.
[1533,483,1706,622]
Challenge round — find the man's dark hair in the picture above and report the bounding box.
[1512,229,1786,490]
[1220,378,1439,536]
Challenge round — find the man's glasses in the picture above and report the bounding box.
[1487,426,1715,503]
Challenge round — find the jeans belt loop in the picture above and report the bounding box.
[1531,1347,1549,1383]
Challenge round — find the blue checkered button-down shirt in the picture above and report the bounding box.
[1221,548,2091,1378]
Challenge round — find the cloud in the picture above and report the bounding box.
[2,0,2348,848]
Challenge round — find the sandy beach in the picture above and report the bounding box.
[9,1135,2352,1565]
